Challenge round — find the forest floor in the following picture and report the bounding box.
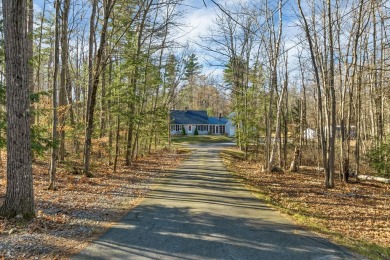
[0,147,188,259]
[222,147,390,260]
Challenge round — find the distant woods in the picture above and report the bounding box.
[201,0,390,188]
[0,0,389,218]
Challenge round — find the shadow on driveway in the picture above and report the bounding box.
[73,143,359,260]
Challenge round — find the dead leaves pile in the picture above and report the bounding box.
[0,149,187,259]
[223,148,389,258]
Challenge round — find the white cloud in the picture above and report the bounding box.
[177,2,218,46]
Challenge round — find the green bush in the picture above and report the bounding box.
[194,127,199,135]
[0,86,53,157]
[182,126,186,135]
[31,125,56,157]
[367,141,390,178]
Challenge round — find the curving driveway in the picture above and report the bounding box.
[73,143,361,260]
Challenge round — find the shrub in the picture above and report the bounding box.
[182,126,186,135]
[367,140,390,178]
[194,127,199,135]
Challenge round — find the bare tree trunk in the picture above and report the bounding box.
[283,56,288,169]
[371,2,383,145]
[48,0,61,191]
[125,108,134,166]
[297,52,307,168]
[289,147,300,172]
[108,55,114,165]
[168,109,171,147]
[35,0,46,125]
[0,0,35,219]
[269,83,285,170]
[298,0,327,187]
[355,35,367,177]
[83,0,98,177]
[28,0,34,125]
[327,0,336,188]
[113,116,120,173]
[266,0,283,171]
[98,46,108,159]
[83,0,114,176]
[59,0,70,161]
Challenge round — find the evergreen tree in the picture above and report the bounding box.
[182,53,202,109]
[184,53,202,80]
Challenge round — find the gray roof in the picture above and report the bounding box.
[170,110,209,124]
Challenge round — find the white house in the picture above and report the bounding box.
[225,112,237,137]
[304,128,317,140]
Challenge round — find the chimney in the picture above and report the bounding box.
[185,107,188,110]
[219,113,222,119]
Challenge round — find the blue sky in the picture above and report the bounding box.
[179,0,302,79]
[33,0,302,79]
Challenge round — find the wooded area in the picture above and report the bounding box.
[0,0,389,246]
[200,0,390,189]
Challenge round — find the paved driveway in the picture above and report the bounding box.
[73,143,360,260]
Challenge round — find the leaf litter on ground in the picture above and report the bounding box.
[222,147,390,259]
[0,148,188,259]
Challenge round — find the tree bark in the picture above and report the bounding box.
[83,0,114,176]
[265,0,283,171]
[298,0,327,188]
[59,0,70,161]
[28,0,34,125]
[0,0,35,219]
[83,0,98,177]
[326,0,336,188]
[113,116,120,173]
[35,0,46,125]
[48,0,61,191]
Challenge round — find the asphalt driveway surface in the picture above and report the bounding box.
[73,143,361,260]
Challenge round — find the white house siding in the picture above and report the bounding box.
[186,125,193,135]
[170,124,182,135]
[186,125,210,135]
[229,126,236,137]
[225,112,236,137]
[225,120,236,137]
[170,125,208,135]
[304,128,317,140]
[170,124,228,135]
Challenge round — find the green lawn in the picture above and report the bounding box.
[171,135,234,144]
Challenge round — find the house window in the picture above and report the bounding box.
[219,125,225,134]
[172,125,182,131]
[188,125,192,131]
[198,125,208,131]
